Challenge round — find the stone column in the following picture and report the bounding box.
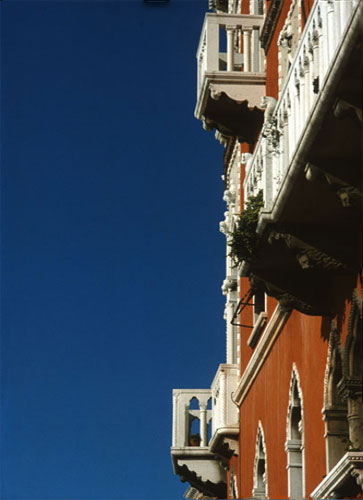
[243,28,252,72]
[200,403,208,446]
[347,389,363,450]
[226,26,236,72]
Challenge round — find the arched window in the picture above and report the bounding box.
[285,365,304,500]
[323,322,349,472]
[229,468,239,499]
[341,289,363,451]
[188,397,201,446]
[252,422,268,499]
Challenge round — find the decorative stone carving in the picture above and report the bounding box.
[338,289,363,451]
[221,277,237,295]
[268,230,346,271]
[223,183,236,205]
[323,322,349,472]
[351,467,363,488]
[260,96,277,124]
[333,98,362,123]
[304,162,363,208]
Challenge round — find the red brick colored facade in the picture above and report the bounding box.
[172,1,362,498]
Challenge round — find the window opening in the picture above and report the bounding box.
[286,369,304,499]
[254,288,265,323]
[231,288,254,327]
[253,424,267,498]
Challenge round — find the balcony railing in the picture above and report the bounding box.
[209,364,239,454]
[195,13,266,133]
[172,389,212,449]
[171,389,226,498]
[210,364,239,437]
[244,0,360,211]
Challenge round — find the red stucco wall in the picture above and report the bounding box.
[239,310,328,498]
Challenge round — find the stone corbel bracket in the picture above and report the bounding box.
[268,230,347,272]
[305,162,363,208]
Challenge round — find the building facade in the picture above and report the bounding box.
[171,0,362,498]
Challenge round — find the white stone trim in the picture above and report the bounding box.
[285,364,305,500]
[232,305,290,406]
[252,421,268,499]
[311,451,363,499]
[247,311,268,348]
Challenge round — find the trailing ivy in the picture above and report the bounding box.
[228,191,264,266]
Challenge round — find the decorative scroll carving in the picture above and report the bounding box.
[177,463,227,499]
[305,162,363,208]
[268,230,346,271]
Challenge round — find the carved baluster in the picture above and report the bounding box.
[294,68,301,142]
[252,27,260,72]
[200,403,208,446]
[243,27,252,72]
[286,91,294,164]
[282,104,289,174]
[339,0,352,30]
[312,21,320,96]
[327,0,336,59]
[302,49,308,120]
[319,2,329,79]
[226,26,236,71]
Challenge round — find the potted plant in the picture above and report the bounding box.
[189,433,201,447]
[228,190,264,266]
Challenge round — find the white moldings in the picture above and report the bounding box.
[172,389,212,448]
[233,306,291,406]
[211,364,239,437]
[247,311,268,348]
[311,451,363,499]
[195,13,266,119]
[243,0,362,224]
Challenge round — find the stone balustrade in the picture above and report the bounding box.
[196,13,264,99]
[210,364,239,438]
[172,389,212,449]
[195,12,266,136]
[244,0,360,210]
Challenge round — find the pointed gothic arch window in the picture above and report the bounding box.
[285,366,304,500]
[323,322,349,472]
[341,289,363,451]
[252,422,268,499]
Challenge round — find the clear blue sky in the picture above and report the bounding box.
[1,1,226,498]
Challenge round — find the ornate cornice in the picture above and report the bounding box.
[177,463,227,499]
[260,0,283,53]
[311,451,363,499]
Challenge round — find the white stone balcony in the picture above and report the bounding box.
[195,13,266,144]
[311,451,363,499]
[240,0,362,316]
[171,366,239,497]
[209,364,239,455]
[244,0,361,214]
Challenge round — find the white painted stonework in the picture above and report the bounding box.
[311,451,363,499]
[195,13,266,120]
[210,364,239,438]
[243,0,362,218]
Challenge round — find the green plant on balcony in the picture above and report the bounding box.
[228,191,264,266]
